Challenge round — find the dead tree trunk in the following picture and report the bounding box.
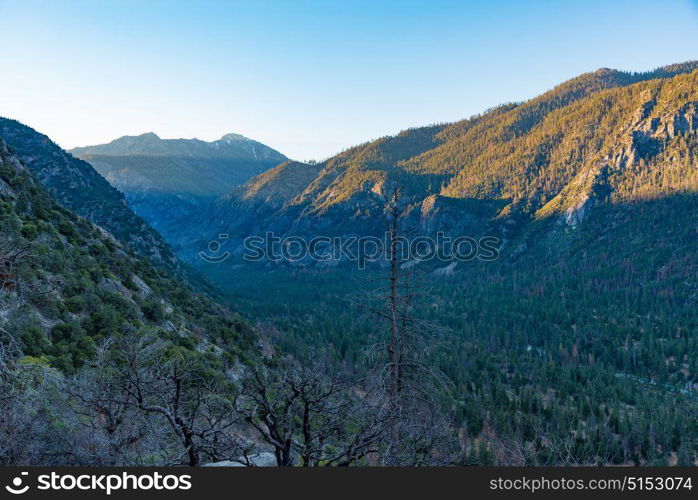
[387,187,402,418]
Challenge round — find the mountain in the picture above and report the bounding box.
[70,133,287,249]
[0,137,255,373]
[181,61,698,264]
[184,62,698,466]
[0,119,179,271]
[71,131,286,162]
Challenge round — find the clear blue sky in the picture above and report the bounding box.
[1,0,697,160]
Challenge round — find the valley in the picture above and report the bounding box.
[178,62,698,465]
[0,61,696,467]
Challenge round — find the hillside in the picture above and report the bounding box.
[177,62,698,264]
[213,184,697,466]
[0,135,274,465]
[71,132,287,249]
[1,59,696,466]
[0,137,255,372]
[0,119,179,271]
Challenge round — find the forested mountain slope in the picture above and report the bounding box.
[1,60,695,466]
[0,137,273,466]
[0,138,255,372]
[0,119,179,270]
[226,190,697,466]
[182,62,698,263]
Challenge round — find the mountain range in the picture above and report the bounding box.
[169,62,696,467]
[70,132,286,248]
[151,61,698,268]
[1,60,696,466]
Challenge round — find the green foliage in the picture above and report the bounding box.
[0,138,257,375]
[0,117,180,270]
[207,187,697,465]
[19,325,50,357]
[141,296,165,322]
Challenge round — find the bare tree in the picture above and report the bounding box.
[64,340,169,465]
[0,234,28,294]
[237,363,388,466]
[360,186,458,465]
[86,334,244,466]
[0,327,65,465]
[482,425,536,466]
[542,428,615,466]
[0,234,63,302]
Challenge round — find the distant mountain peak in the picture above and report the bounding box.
[67,129,289,239]
[71,132,286,163]
[114,131,162,142]
[219,132,249,142]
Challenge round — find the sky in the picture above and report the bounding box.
[1,0,697,161]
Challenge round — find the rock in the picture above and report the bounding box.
[131,274,152,297]
[433,261,457,276]
[0,178,15,199]
[98,277,133,299]
[564,195,590,227]
[203,452,277,467]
